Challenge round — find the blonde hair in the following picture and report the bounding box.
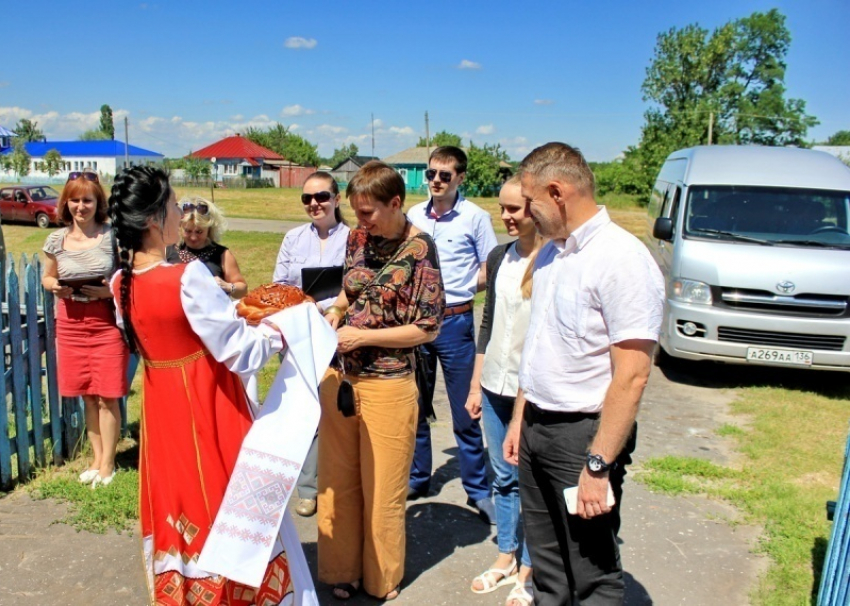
[179,195,227,243]
[520,234,545,299]
[501,175,544,299]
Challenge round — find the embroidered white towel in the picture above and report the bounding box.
[198,302,337,599]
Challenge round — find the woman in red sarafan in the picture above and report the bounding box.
[108,166,299,605]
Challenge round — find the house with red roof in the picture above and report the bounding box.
[188,134,315,187]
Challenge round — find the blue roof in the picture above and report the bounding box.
[0,126,16,137]
[0,140,163,158]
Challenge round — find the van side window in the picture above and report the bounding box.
[649,181,666,218]
[668,186,681,220]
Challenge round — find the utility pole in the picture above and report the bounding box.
[371,113,375,158]
[124,117,130,168]
[424,111,430,158]
[707,111,714,146]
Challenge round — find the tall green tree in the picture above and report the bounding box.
[9,139,31,181]
[184,156,212,181]
[244,124,320,167]
[825,130,850,146]
[327,143,360,167]
[79,128,112,141]
[623,9,817,197]
[99,105,115,140]
[465,141,508,196]
[13,119,44,142]
[43,149,63,177]
[417,130,463,148]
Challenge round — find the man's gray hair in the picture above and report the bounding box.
[518,142,595,197]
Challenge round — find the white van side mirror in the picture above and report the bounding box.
[653,217,674,241]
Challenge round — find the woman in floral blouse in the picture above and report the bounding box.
[317,161,445,602]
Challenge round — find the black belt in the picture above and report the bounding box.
[526,401,599,422]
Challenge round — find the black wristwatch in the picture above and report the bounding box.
[586,453,612,473]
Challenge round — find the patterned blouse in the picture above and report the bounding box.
[341,226,445,377]
[176,242,228,279]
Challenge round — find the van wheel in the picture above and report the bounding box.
[36,213,50,229]
[654,345,677,369]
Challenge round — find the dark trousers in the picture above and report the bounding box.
[519,402,636,606]
[296,431,318,499]
[409,310,489,501]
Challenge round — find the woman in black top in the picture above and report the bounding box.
[177,196,247,298]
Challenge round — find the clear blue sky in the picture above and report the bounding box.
[1,0,847,161]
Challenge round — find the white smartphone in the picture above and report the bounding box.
[563,484,616,515]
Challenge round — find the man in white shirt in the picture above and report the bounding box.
[407,146,499,523]
[503,143,664,605]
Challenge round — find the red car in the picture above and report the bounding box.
[0,186,60,228]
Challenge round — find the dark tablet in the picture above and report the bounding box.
[58,275,105,294]
[301,266,344,301]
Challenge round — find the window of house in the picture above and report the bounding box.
[92,161,97,170]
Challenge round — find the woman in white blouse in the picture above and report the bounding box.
[273,171,349,517]
[273,171,349,312]
[465,176,543,606]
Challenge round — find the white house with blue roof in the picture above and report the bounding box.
[0,126,16,152]
[0,140,163,180]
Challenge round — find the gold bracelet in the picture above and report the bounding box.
[324,305,344,318]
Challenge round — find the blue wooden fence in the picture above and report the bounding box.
[0,253,86,489]
[818,425,850,605]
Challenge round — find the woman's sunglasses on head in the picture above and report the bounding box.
[182,202,209,215]
[67,171,99,183]
[301,191,334,205]
[425,169,454,183]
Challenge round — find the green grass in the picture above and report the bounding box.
[29,467,139,533]
[716,423,746,438]
[637,384,850,605]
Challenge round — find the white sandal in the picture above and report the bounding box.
[78,469,99,484]
[91,470,116,489]
[470,559,518,594]
[505,580,533,606]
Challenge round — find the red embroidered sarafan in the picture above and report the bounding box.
[127,264,292,604]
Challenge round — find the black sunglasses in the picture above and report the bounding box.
[301,191,334,205]
[67,171,99,183]
[182,202,209,215]
[425,169,454,183]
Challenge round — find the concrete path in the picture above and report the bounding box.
[228,218,302,234]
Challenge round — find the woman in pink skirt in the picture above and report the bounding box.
[42,171,129,488]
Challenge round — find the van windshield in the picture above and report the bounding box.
[684,186,850,249]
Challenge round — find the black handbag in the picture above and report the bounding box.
[413,346,436,423]
[336,376,356,418]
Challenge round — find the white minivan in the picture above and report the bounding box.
[648,145,850,371]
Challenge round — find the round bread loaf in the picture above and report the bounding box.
[236,283,315,325]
